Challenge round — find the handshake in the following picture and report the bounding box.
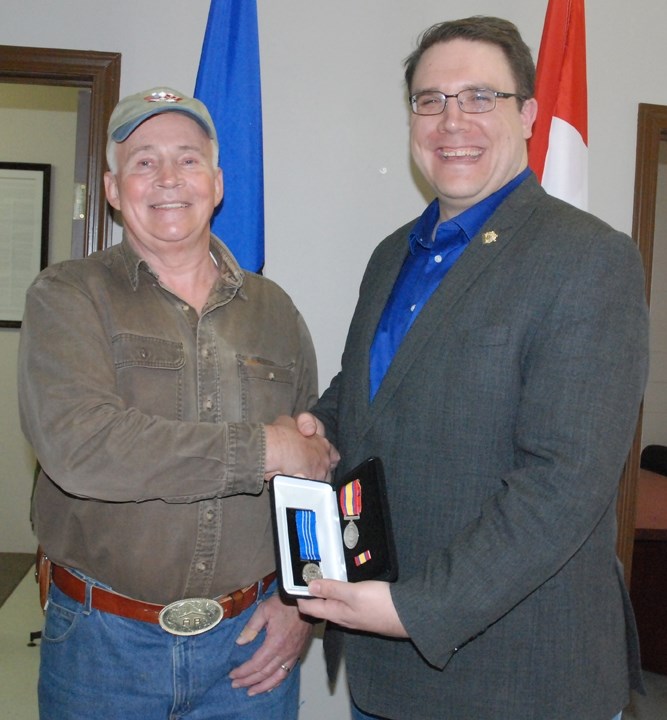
[264,412,340,482]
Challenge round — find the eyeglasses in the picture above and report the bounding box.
[409,88,525,116]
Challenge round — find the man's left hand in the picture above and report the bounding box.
[229,594,313,695]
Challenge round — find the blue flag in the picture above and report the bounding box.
[194,0,264,272]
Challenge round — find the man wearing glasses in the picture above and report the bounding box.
[297,16,648,720]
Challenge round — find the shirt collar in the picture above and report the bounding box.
[409,167,531,253]
[119,233,245,293]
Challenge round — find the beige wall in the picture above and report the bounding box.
[642,142,667,448]
[0,84,78,553]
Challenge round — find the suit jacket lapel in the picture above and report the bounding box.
[345,228,408,410]
[354,177,543,446]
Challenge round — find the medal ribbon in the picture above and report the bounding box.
[296,509,321,562]
[339,478,362,519]
[354,550,372,567]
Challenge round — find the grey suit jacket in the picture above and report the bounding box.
[313,175,648,720]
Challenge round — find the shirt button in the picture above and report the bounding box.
[205,509,215,521]
[182,304,190,312]
[410,304,416,312]
[196,562,206,572]
[434,254,443,263]
[205,398,213,410]
[202,348,210,358]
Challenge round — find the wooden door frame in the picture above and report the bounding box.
[617,103,667,584]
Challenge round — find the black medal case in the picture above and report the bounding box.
[269,456,398,597]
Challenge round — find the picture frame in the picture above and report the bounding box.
[0,161,51,327]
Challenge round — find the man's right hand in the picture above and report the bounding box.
[294,411,326,439]
[264,415,339,481]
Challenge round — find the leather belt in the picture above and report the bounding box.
[51,564,276,626]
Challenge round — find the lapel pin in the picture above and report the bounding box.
[482,230,498,245]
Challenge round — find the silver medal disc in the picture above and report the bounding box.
[158,598,224,636]
[302,562,323,584]
[343,521,360,549]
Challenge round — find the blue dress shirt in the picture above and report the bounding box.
[369,168,530,400]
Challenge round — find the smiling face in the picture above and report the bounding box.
[104,112,223,259]
[409,38,537,221]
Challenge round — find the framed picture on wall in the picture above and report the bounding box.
[0,162,51,327]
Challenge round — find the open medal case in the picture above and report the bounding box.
[269,456,398,597]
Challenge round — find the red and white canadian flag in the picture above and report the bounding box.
[528,0,588,210]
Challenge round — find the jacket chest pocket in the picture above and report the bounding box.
[112,334,185,417]
[434,324,516,403]
[237,355,296,422]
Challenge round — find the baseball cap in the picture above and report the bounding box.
[107,87,218,150]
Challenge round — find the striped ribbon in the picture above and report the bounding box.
[296,509,321,561]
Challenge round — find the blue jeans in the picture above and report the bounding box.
[39,575,299,720]
[351,702,624,719]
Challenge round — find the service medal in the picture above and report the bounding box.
[302,562,323,584]
[296,508,323,584]
[339,478,362,549]
[343,520,360,549]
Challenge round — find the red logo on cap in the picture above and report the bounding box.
[144,92,183,104]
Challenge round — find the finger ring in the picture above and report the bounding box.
[280,663,291,673]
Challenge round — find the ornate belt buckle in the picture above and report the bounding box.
[158,598,224,636]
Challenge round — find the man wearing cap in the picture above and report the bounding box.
[18,87,337,719]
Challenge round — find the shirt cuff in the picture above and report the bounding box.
[224,422,266,495]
